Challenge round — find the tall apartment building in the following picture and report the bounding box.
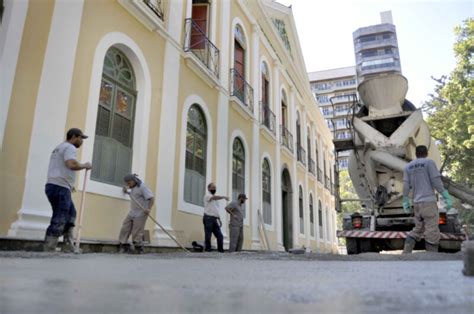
[308,66,357,169]
[0,0,338,253]
[308,11,402,170]
[353,11,402,80]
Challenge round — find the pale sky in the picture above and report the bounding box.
[277,0,473,107]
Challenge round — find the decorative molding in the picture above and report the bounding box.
[117,0,165,32]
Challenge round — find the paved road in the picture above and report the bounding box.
[1,251,473,313]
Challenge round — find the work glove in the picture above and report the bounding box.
[402,196,411,214]
[441,190,453,210]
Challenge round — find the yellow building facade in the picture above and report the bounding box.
[0,0,337,252]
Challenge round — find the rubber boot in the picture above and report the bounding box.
[425,242,439,252]
[403,236,416,254]
[133,242,143,254]
[62,228,75,253]
[118,244,130,254]
[44,236,59,252]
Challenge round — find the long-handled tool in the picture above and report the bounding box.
[127,192,189,252]
[74,169,89,254]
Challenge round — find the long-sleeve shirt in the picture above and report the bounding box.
[403,157,445,203]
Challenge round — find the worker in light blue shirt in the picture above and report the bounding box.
[402,145,452,253]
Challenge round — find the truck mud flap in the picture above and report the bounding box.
[337,230,466,241]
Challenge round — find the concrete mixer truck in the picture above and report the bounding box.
[335,73,466,254]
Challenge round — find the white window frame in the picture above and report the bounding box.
[177,94,214,216]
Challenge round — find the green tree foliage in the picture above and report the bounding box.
[336,170,360,228]
[423,18,474,186]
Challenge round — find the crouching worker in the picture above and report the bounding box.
[119,174,154,254]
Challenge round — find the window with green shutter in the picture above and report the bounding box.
[91,48,136,186]
[232,138,245,218]
[184,104,207,206]
[262,158,272,224]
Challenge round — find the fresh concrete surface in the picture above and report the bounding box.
[1,251,473,314]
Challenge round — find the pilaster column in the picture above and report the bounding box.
[215,0,231,237]
[8,0,85,238]
[154,0,185,245]
[273,59,283,250]
[290,88,298,248]
[250,23,261,248]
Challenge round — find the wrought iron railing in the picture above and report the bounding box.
[297,145,306,166]
[184,18,220,78]
[230,68,254,112]
[259,102,276,135]
[308,158,315,175]
[317,167,322,183]
[143,0,164,21]
[280,125,294,153]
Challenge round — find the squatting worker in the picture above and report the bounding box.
[203,182,229,252]
[402,145,453,253]
[44,128,92,252]
[225,193,248,252]
[119,174,154,254]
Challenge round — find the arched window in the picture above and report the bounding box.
[281,90,288,127]
[262,158,272,224]
[92,47,136,186]
[307,127,312,167]
[309,194,314,237]
[296,112,303,163]
[184,104,207,206]
[318,200,323,239]
[261,62,270,105]
[326,206,330,241]
[233,24,246,103]
[299,186,304,234]
[232,138,245,217]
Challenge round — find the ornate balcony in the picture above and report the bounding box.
[297,145,306,166]
[280,125,294,153]
[184,18,220,79]
[143,0,164,21]
[259,102,276,135]
[230,69,254,112]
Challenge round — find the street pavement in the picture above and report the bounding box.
[0,251,473,314]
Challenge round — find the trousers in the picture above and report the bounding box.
[228,225,244,252]
[203,215,224,252]
[408,201,440,245]
[45,184,76,237]
[119,214,148,246]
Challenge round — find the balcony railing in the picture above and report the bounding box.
[297,145,306,166]
[230,68,254,112]
[317,167,322,183]
[308,158,316,175]
[184,18,220,78]
[325,175,330,190]
[259,102,276,135]
[280,125,294,153]
[143,0,164,21]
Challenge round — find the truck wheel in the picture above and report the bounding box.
[346,238,359,255]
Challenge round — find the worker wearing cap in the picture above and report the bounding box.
[402,145,453,253]
[44,128,92,252]
[119,174,154,254]
[225,193,248,252]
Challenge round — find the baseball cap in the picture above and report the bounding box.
[238,193,248,200]
[67,128,88,139]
